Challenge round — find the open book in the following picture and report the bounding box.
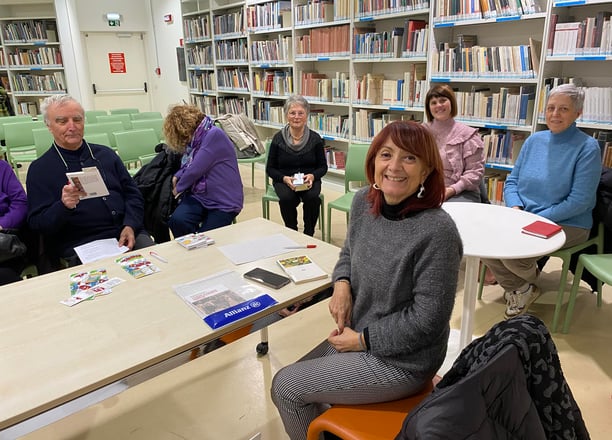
[66,167,109,200]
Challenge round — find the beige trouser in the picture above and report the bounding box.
[481,225,590,292]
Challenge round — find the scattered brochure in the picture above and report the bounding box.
[173,269,278,329]
[276,255,328,284]
[66,166,109,200]
[115,254,160,278]
[74,238,129,264]
[521,220,562,239]
[175,232,215,250]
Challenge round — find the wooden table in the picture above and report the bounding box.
[442,203,566,348]
[0,218,339,430]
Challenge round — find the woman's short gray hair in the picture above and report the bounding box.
[284,94,310,115]
[548,83,585,113]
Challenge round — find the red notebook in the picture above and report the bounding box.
[521,220,562,239]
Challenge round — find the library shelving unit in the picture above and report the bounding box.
[247,0,294,142]
[540,0,612,134]
[180,0,612,189]
[0,14,65,116]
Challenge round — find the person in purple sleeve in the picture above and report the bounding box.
[0,159,27,284]
[163,104,243,237]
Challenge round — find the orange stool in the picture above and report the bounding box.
[306,381,434,440]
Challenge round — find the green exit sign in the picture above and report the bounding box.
[108,20,120,26]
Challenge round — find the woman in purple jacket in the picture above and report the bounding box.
[163,105,243,237]
[0,160,27,284]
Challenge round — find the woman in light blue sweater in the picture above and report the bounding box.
[271,121,463,440]
[483,83,602,319]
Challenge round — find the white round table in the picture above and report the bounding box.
[442,202,566,348]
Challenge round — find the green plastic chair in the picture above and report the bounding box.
[325,143,369,243]
[563,252,612,333]
[131,111,163,120]
[114,128,158,176]
[110,108,140,115]
[84,121,124,148]
[4,120,46,168]
[84,110,108,124]
[261,173,325,236]
[96,114,132,130]
[32,127,54,157]
[131,119,164,142]
[84,132,112,148]
[477,222,604,332]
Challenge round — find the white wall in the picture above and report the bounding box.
[54,0,188,114]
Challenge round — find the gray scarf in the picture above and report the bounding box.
[281,125,310,152]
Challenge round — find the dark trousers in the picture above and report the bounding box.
[169,194,237,237]
[273,181,321,236]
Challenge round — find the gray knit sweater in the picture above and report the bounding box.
[332,188,463,376]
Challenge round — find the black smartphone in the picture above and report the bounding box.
[244,267,291,289]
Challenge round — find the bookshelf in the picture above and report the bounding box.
[0,8,65,116]
[180,0,612,187]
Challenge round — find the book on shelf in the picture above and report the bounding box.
[521,220,562,239]
[173,269,278,329]
[175,232,215,250]
[528,38,541,75]
[276,255,328,284]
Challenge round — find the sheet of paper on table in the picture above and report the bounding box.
[74,238,129,264]
[217,233,299,265]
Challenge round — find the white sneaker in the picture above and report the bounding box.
[504,285,539,319]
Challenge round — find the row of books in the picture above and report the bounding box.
[218,96,247,115]
[4,47,62,67]
[216,68,249,91]
[191,95,218,116]
[18,100,41,116]
[295,25,350,57]
[300,72,350,104]
[213,11,244,37]
[352,64,427,107]
[482,129,526,166]
[548,13,612,57]
[250,35,292,63]
[295,0,350,25]
[324,147,347,170]
[593,131,612,168]
[183,15,211,42]
[309,111,349,138]
[355,0,430,18]
[432,42,537,79]
[484,173,506,205]
[189,71,215,93]
[252,70,293,96]
[246,1,291,30]
[353,109,420,141]
[214,39,248,63]
[1,20,58,42]
[353,21,428,59]
[253,99,285,125]
[454,85,536,126]
[186,45,213,67]
[12,71,65,93]
[432,0,544,23]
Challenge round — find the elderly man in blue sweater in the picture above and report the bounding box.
[483,83,602,319]
[26,95,153,269]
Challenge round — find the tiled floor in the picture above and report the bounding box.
[8,163,612,439]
